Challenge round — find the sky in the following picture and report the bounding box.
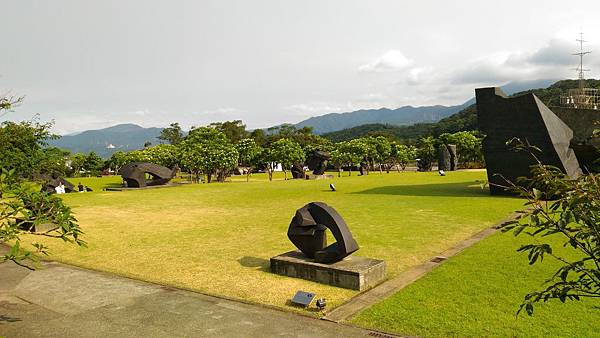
[2,0,600,134]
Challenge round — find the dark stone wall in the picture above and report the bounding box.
[476,87,581,195]
[552,107,600,171]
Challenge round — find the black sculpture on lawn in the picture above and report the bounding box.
[291,163,306,179]
[120,162,177,188]
[287,202,359,263]
[42,175,75,194]
[438,144,457,171]
[475,87,582,195]
[306,151,332,175]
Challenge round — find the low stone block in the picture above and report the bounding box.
[270,251,386,291]
[305,174,334,180]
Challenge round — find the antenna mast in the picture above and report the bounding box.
[574,32,591,89]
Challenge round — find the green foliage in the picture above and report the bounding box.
[0,168,86,269]
[236,138,262,181]
[209,120,248,144]
[268,138,305,180]
[330,141,359,176]
[125,144,178,169]
[389,142,416,171]
[178,127,238,183]
[438,131,484,168]
[158,122,184,145]
[83,152,103,175]
[37,147,71,177]
[501,140,600,315]
[0,119,59,178]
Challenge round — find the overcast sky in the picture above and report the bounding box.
[2,0,600,134]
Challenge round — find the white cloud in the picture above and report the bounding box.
[358,50,413,73]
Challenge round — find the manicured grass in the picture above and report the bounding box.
[24,170,522,312]
[351,230,600,337]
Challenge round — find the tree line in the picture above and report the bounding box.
[0,117,484,183]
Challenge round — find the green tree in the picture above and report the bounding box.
[416,136,436,171]
[209,120,248,144]
[68,153,87,177]
[236,138,262,182]
[158,122,184,145]
[269,138,305,180]
[83,152,103,175]
[0,119,58,178]
[438,131,483,168]
[335,140,366,176]
[389,142,416,172]
[178,127,238,183]
[249,128,267,146]
[1,93,86,269]
[104,151,128,174]
[38,147,70,177]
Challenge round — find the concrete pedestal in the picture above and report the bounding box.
[270,251,386,291]
[305,174,334,180]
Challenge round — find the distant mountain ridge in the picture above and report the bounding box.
[49,79,558,156]
[294,103,470,134]
[293,79,558,134]
[48,123,163,158]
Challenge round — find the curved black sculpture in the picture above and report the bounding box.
[287,202,359,263]
[120,162,177,188]
[306,151,331,175]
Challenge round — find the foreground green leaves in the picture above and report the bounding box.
[0,168,86,269]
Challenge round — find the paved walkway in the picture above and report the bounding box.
[0,261,379,338]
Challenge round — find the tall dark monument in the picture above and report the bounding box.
[475,87,582,195]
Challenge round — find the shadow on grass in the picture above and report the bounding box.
[353,182,495,197]
[0,314,22,323]
[237,256,270,272]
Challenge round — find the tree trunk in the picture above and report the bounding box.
[207,173,212,183]
[338,168,341,177]
[283,170,287,180]
[246,169,251,182]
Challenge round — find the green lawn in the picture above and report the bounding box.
[24,170,522,312]
[351,230,600,337]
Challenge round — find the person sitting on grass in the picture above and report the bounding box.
[78,182,85,192]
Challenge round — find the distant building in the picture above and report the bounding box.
[106,143,116,149]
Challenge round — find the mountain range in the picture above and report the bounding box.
[48,124,163,158]
[48,79,557,157]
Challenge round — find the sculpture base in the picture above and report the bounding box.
[105,183,182,191]
[305,174,334,180]
[270,251,386,291]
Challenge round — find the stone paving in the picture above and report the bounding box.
[0,261,377,338]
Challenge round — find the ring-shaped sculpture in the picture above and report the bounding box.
[120,162,177,188]
[287,202,359,263]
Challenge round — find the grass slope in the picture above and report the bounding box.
[351,230,600,337]
[25,170,521,312]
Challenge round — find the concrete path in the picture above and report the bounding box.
[0,261,380,337]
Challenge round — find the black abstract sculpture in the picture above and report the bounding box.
[416,158,432,172]
[476,87,582,195]
[120,162,177,188]
[287,202,359,263]
[291,163,306,179]
[42,175,74,194]
[306,151,331,175]
[438,144,457,171]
